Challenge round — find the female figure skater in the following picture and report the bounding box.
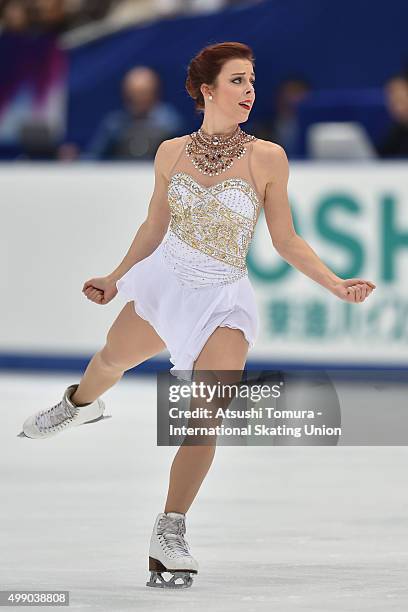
[21,42,376,589]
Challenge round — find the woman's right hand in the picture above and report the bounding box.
[82,275,118,305]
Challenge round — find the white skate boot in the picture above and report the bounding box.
[146,511,199,589]
[21,383,106,439]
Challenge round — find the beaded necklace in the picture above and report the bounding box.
[186,125,256,176]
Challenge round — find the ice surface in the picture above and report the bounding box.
[1,372,408,611]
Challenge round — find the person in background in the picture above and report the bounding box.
[86,66,185,160]
[0,0,114,33]
[251,77,311,157]
[0,0,69,33]
[376,74,408,158]
[0,0,30,32]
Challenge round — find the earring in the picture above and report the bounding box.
[208,95,213,101]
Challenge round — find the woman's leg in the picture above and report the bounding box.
[164,326,249,514]
[71,301,166,406]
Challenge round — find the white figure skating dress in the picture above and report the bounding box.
[116,134,263,381]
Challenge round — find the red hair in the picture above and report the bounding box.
[185,41,255,113]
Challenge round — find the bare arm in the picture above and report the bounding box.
[107,139,172,282]
[262,142,376,301]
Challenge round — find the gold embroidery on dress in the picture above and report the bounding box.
[167,173,260,269]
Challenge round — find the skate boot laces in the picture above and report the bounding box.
[35,399,79,433]
[157,515,190,558]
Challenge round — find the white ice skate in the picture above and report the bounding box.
[21,384,106,439]
[146,511,199,589]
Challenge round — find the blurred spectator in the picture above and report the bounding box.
[0,0,30,31]
[0,0,262,37]
[0,0,116,34]
[27,0,67,33]
[67,0,115,24]
[18,118,60,159]
[251,77,311,156]
[84,66,185,160]
[376,74,408,158]
[0,0,69,33]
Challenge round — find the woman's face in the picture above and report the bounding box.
[202,58,255,122]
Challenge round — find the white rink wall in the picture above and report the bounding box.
[1,162,407,368]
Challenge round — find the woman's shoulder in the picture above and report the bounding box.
[154,135,190,178]
[251,137,289,187]
[252,136,287,158]
[157,134,188,150]
[156,135,189,160]
[159,134,190,151]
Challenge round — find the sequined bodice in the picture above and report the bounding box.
[160,136,262,289]
[168,171,260,264]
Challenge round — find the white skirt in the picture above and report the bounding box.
[115,241,260,381]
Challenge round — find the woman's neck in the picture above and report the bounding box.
[200,122,239,137]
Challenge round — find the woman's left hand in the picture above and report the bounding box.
[330,278,376,302]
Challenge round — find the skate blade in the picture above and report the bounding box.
[17,414,112,437]
[146,570,194,589]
